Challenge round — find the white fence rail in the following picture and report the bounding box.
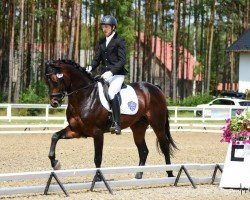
[0,163,223,196]
[0,103,247,123]
[0,103,235,134]
[0,124,225,135]
[0,104,67,122]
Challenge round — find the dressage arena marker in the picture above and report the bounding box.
[44,172,69,197]
[0,163,224,197]
[174,165,197,188]
[211,164,223,184]
[90,169,113,194]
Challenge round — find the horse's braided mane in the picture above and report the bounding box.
[50,59,93,81]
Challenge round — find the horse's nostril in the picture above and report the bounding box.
[51,100,59,108]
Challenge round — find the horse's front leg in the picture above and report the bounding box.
[93,133,104,181]
[48,127,73,170]
[93,133,104,168]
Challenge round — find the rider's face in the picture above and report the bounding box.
[102,25,114,37]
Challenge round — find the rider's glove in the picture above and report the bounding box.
[101,71,113,81]
[86,66,92,74]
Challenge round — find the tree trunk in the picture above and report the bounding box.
[74,0,81,62]
[14,0,24,102]
[200,0,205,94]
[152,0,159,85]
[132,0,137,82]
[93,0,100,53]
[0,0,7,92]
[55,0,62,59]
[68,2,76,60]
[142,0,153,82]
[40,0,47,81]
[242,0,249,32]
[206,0,216,93]
[192,0,198,96]
[8,0,15,102]
[26,0,35,87]
[136,0,141,82]
[172,0,180,103]
[180,0,186,100]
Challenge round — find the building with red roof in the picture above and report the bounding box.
[130,33,201,97]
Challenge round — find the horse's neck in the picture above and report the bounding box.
[68,83,98,108]
[69,71,93,91]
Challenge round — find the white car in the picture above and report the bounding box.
[195,98,250,117]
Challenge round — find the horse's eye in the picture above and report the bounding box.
[47,77,52,82]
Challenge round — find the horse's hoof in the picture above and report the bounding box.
[134,172,143,179]
[167,171,175,177]
[53,160,61,170]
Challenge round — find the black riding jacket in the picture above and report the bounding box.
[91,32,127,75]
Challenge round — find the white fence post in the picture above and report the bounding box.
[202,108,205,123]
[174,107,178,123]
[7,104,12,122]
[45,105,49,121]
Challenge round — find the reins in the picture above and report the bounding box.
[65,82,96,96]
[66,76,108,96]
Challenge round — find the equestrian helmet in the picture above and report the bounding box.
[101,15,117,27]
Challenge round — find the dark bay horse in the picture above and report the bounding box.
[45,60,177,179]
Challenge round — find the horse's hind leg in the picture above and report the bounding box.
[130,117,149,179]
[147,114,174,177]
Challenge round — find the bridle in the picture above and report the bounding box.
[45,71,66,101]
[45,70,96,101]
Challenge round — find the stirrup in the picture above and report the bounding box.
[110,123,121,135]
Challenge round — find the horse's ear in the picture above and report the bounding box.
[45,60,50,66]
[45,60,55,67]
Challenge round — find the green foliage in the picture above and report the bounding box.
[20,81,48,104]
[0,91,3,103]
[168,93,213,106]
[19,81,48,116]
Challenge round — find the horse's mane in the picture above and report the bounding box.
[48,59,94,81]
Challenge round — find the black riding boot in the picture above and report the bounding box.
[110,95,121,135]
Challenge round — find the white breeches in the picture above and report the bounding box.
[107,75,125,100]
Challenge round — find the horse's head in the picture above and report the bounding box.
[45,60,94,108]
[45,60,66,107]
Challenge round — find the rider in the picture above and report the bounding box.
[86,15,127,135]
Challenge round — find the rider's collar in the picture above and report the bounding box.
[106,31,116,41]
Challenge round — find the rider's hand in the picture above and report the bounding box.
[86,66,92,74]
[101,71,113,81]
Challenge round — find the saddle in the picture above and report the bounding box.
[95,76,139,115]
[102,82,127,106]
[95,76,126,106]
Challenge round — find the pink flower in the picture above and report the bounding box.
[221,111,250,144]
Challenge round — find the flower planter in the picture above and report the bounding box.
[220,141,250,189]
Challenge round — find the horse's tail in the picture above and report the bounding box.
[156,109,178,156]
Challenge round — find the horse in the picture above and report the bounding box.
[45,59,177,179]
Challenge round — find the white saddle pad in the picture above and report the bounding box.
[98,82,139,115]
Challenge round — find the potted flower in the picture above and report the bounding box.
[221,110,250,144]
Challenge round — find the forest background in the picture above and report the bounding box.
[0,0,249,105]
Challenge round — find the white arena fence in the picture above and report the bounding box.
[0,163,224,196]
[0,103,246,134]
[0,103,67,122]
[0,103,247,122]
